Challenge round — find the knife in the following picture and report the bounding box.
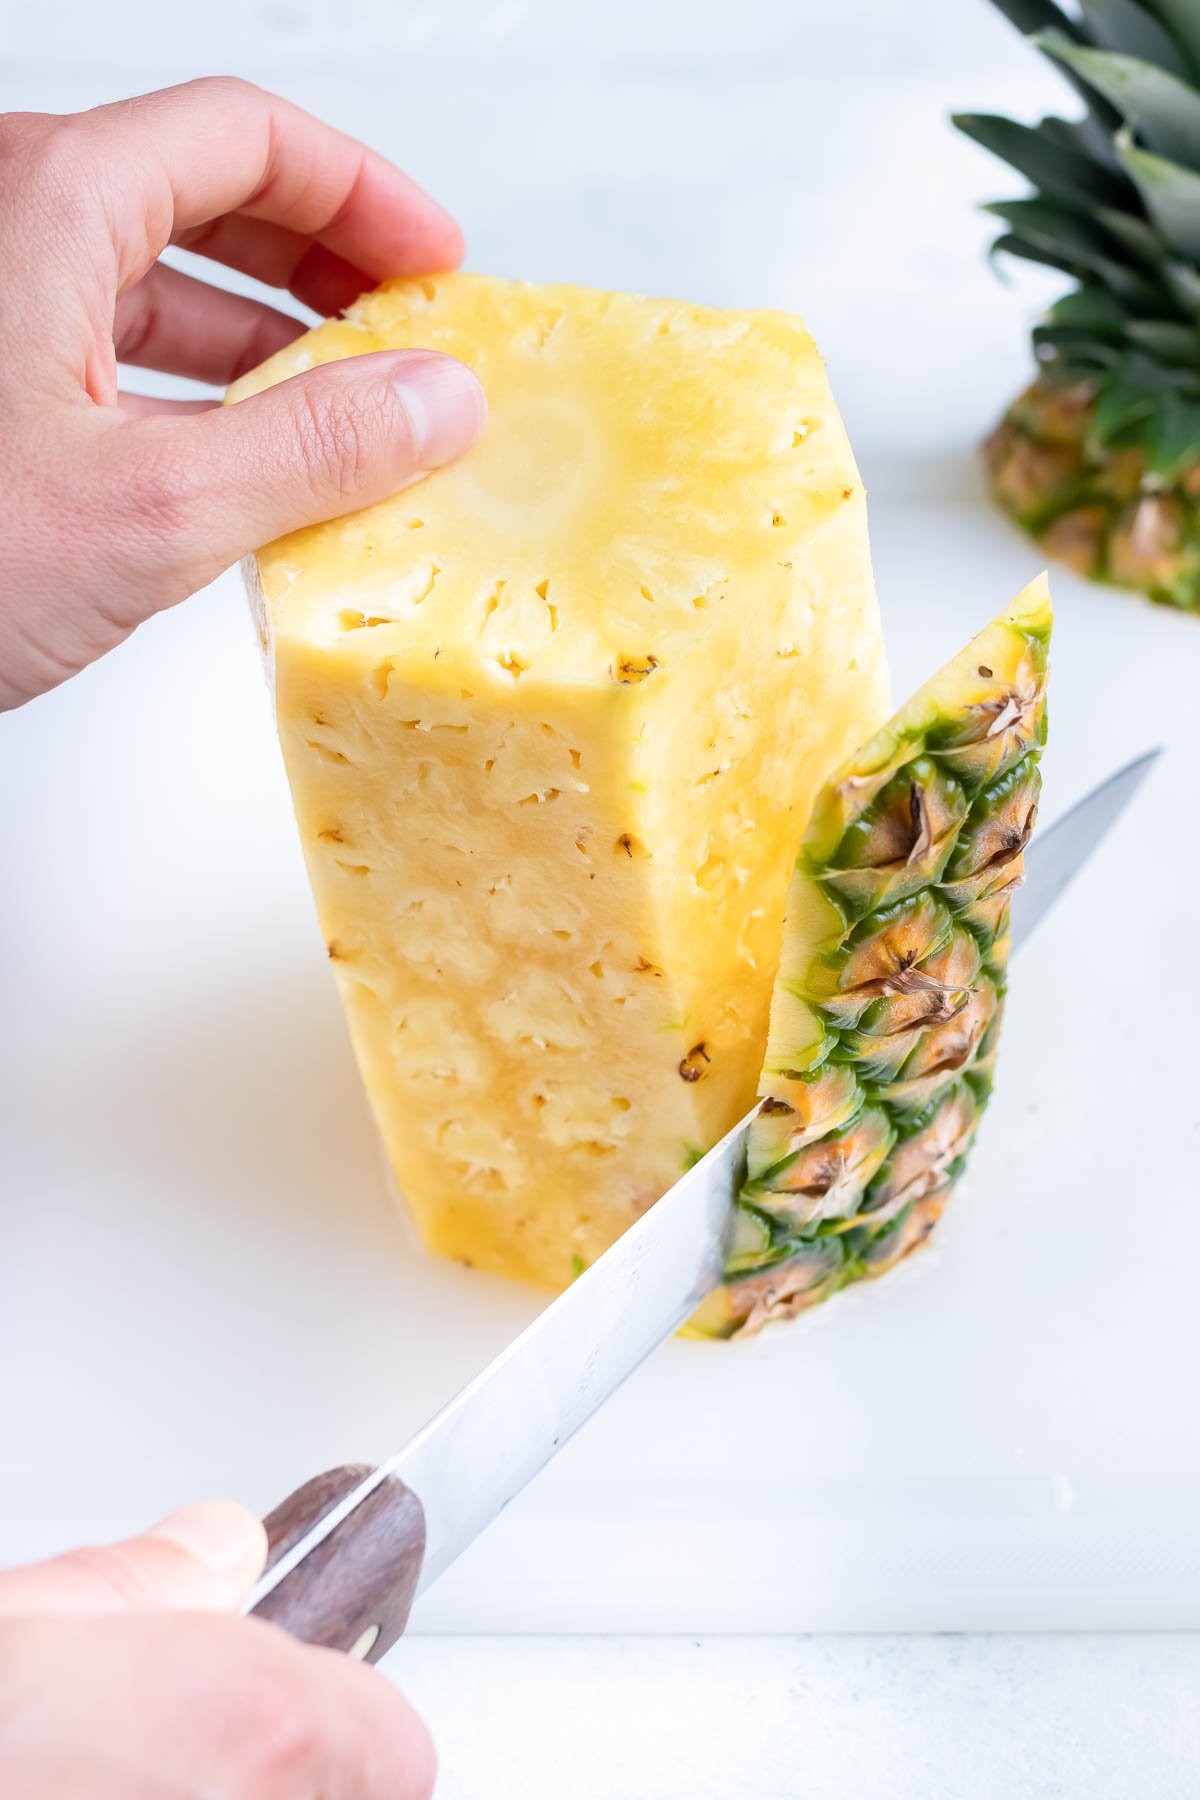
[245,748,1160,1662]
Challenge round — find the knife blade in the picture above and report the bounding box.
[246,749,1160,1659]
[1009,747,1159,953]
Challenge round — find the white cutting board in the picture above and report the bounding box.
[3,6,1200,1629]
[2,469,1198,1632]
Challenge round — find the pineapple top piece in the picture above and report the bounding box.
[691,575,1052,1338]
[227,272,863,686]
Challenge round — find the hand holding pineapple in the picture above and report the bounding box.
[0,77,485,710]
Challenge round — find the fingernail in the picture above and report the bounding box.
[147,1501,267,1579]
[392,351,486,469]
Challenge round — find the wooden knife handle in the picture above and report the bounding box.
[251,1464,426,1664]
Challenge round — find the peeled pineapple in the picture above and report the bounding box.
[229,272,889,1289]
[691,576,1052,1336]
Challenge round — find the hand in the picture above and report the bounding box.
[0,78,487,709]
[0,1500,435,1797]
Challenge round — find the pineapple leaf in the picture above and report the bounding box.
[1094,202,1174,262]
[1090,349,1200,460]
[1036,31,1200,167]
[1142,0,1200,82]
[953,111,1136,208]
[989,229,1078,279]
[985,0,1129,128]
[1125,317,1200,365]
[1039,112,1127,171]
[1078,0,1192,79]
[1163,258,1200,315]
[1047,285,1130,327]
[1091,362,1161,437]
[1036,285,1200,372]
[986,203,1165,306]
[1032,322,1121,368]
[1142,385,1200,474]
[983,0,1090,40]
[985,195,1129,257]
[1116,130,1200,257]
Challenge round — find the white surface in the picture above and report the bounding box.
[400,1633,1200,1800]
[4,477,1198,1635]
[3,0,1200,1658]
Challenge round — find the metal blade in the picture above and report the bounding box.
[1011,748,1160,953]
[400,1110,742,1592]
[247,750,1160,1616]
[247,1109,746,1611]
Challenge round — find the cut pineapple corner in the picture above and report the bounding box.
[233,269,889,1297]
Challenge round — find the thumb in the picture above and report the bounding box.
[112,347,486,598]
[0,1501,267,1619]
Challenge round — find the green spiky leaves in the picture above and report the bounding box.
[957,0,1200,607]
[695,585,1052,1338]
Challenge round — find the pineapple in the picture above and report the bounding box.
[956,0,1200,611]
[228,273,889,1292]
[690,576,1051,1338]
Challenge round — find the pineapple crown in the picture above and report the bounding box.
[955,0,1200,478]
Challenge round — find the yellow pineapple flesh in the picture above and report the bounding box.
[228,272,889,1291]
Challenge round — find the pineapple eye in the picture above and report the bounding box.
[678,1043,712,1083]
[614,654,659,684]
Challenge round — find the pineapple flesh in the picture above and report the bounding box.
[228,273,889,1291]
[690,576,1051,1338]
[956,0,1200,612]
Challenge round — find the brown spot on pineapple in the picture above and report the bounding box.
[768,1110,892,1226]
[986,427,1080,520]
[614,654,659,684]
[958,648,1046,766]
[1038,505,1105,577]
[678,1043,711,1082]
[1009,378,1095,447]
[635,956,664,979]
[901,980,996,1082]
[1110,496,1188,589]
[865,1087,977,1224]
[724,1241,843,1334]
[858,1190,946,1279]
[1092,445,1145,501]
[339,609,395,629]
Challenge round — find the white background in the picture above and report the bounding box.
[4,2,1200,1795]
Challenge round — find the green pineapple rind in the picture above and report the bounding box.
[693,579,1052,1338]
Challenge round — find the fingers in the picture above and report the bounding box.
[114,261,305,384]
[107,348,485,592]
[1,1612,437,1800]
[0,1501,266,1618]
[80,77,464,290]
[118,392,218,417]
[175,213,378,315]
[0,347,483,707]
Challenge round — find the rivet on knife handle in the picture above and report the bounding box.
[251,1464,425,1663]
